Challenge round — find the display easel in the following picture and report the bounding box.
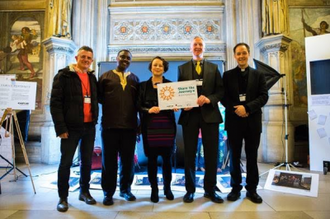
[0,108,36,194]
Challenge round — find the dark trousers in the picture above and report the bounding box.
[228,128,261,192]
[101,128,136,198]
[147,153,172,190]
[181,110,219,193]
[57,124,95,198]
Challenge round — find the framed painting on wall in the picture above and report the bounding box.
[289,7,330,107]
[0,11,44,110]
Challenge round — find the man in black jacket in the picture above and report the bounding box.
[98,49,139,206]
[178,36,224,204]
[222,43,268,204]
[50,46,98,212]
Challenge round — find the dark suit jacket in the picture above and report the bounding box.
[177,60,224,125]
[222,66,268,133]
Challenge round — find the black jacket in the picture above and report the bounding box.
[221,66,268,133]
[178,60,224,125]
[50,65,99,136]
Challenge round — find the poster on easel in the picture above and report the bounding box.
[0,75,36,166]
[0,79,37,110]
[0,110,12,166]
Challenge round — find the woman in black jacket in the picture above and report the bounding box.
[138,56,177,203]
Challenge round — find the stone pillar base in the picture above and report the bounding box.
[259,120,294,163]
[41,122,60,164]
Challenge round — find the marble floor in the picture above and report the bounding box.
[0,163,329,219]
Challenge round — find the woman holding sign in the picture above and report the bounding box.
[138,56,177,203]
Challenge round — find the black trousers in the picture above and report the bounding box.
[181,109,219,193]
[228,127,261,192]
[101,128,136,198]
[57,123,95,198]
[147,153,172,190]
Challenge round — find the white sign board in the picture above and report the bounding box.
[0,110,12,166]
[0,74,16,84]
[0,80,37,110]
[157,80,198,110]
[305,34,330,172]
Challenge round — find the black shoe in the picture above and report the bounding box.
[204,192,224,203]
[120,191,136,201]
[150,188,159,203]
[79,192,96,205]
[103,196,114,206]
[227,190,241,201]
[183,192,194,203]
[57,198,68,212]
[246,191,263,204]
[164,189,174,200]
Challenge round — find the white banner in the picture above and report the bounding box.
[0,80,37,110]
[0,110,12,166]
[157,80,198,110]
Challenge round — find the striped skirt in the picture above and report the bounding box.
[146,114,175,148]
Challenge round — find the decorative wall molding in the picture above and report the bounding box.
[110,0,224,6]
[108,5,225,59]
[111,18,222,42]
[108,43,226,60]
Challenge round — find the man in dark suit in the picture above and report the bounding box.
[222,43,268,204]
[178,36,224,203]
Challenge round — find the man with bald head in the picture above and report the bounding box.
[178,36,224,204]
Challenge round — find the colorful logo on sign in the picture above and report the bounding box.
[160,86,175,101]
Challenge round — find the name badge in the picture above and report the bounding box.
[239,94,246,102]
[84,96,91,104]
[196,79,203,87]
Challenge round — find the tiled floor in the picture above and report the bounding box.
[0,163,329,219]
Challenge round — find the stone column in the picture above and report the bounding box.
[94,0,109,76]
[40,37,77,164]
[224,0,237,69]
[72,0,95,48]
[256,34,294,163]
[225,0,261,69]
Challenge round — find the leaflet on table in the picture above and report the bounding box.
[157,80,198,110]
